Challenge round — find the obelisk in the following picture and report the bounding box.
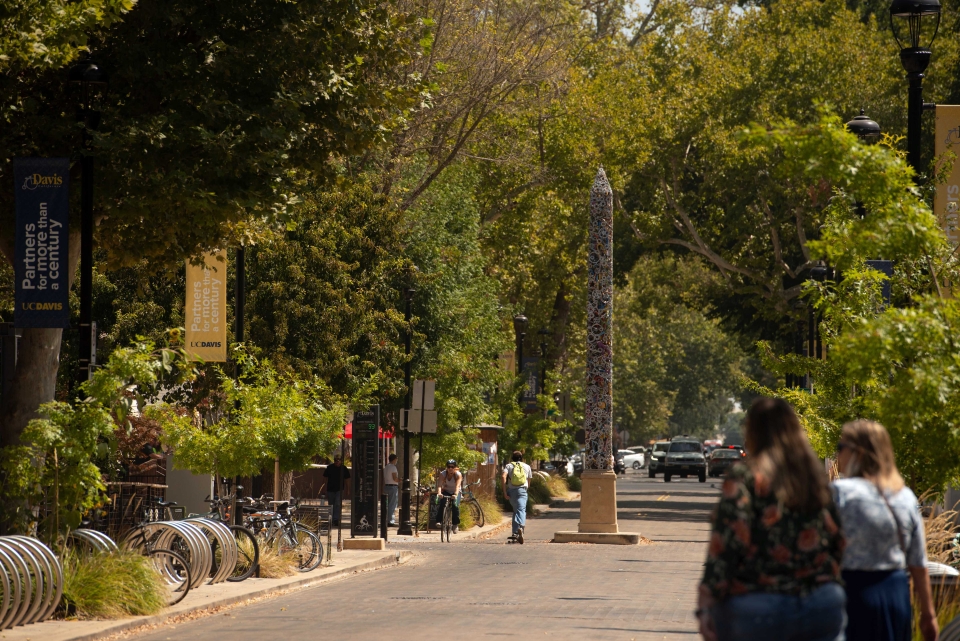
[555,167,639,545]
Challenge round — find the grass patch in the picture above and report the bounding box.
[477,495,504,525]
[566,475,582,492]
[61,549,166,619]
[912,493,960,640]
[256,542,299,578]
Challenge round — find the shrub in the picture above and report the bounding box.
[566,475,582,491]
[61,549,166,619]
[256,543,299,578]
[477,495,504,525]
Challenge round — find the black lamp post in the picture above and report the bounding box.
[513,314,528,407]
[397,285,415,536]
[890,0,941,174]
[68,61,107,388]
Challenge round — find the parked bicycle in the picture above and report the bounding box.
[200,493,260,581]
[119,501,193,605]
[243,496,323,571]
[460,480,485,528]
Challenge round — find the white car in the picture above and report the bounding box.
[623,451,646,469]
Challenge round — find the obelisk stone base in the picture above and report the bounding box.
[553,469,640,545]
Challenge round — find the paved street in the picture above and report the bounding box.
[133,473,718,641]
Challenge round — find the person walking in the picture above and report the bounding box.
[697,397,846,641]
[833,419,938,641]
[434,459,462,533]
[502,451,532,544]
[319,455,350,527]
[384,453,400,527]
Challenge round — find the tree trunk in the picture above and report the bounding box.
[0,227,81,447]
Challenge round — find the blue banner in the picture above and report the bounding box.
[14,158,70,328]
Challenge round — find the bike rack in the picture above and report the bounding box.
[0,536,63,629]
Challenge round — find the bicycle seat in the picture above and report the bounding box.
[157,500,178,508]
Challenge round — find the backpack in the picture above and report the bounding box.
[509,462,527,487]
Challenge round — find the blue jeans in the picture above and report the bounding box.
[507,486,527,535]
[385,485,399,525]
[712,582,846,641]
[326,490,342,523]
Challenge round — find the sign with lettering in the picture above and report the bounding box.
[351,405,380,538]
[936,106,960,249]
[184,251,227,361]
[14,158,70,328]
[522,357,540,412]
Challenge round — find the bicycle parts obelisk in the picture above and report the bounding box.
[555,167,639,545]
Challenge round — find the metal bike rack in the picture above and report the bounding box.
[0,536,63,629]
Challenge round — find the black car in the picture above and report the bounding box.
[662,438,707,483]
[708,447,745,477]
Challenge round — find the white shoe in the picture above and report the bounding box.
[453,526,458,534]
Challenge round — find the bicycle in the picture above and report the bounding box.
[119,501,193,605]
[436,493,458,543]
[460,480,485,528]
[200,493,260,581]
[243,497,323,571]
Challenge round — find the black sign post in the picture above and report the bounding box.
[13,158,70,329]
[351,405,380,537]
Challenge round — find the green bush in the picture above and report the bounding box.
[566,475,582,491]
[61,549,167,619]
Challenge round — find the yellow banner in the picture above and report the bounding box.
[935,106,960,248]
[185,250,227,362]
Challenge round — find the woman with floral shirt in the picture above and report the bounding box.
[697,397,846,641]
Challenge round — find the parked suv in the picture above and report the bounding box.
[662,437,707,483]
[647,441,670,478]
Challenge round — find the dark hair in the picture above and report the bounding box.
[744,397,830,513]
[512,451,523,462]
[389,454,397,462]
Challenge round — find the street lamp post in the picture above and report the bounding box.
[538,327,550,417]
[513,315,528,407]
[68,61,107,389]
[397,286,415,536]
[890,0,941,174]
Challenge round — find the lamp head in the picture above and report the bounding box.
[67,61,108,86]
[890,0,941,51]
[513,314,528,336]
[846,109,881,143]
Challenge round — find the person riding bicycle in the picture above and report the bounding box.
[434,459,463,533]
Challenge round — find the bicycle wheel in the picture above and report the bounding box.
[276,525,321,572]
[466,499,484,528]
[148,548,192,606]
[442,502,453,542]
[295,526,322,571]
[227,525,260,581]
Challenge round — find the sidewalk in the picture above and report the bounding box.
[385,511,511,544]
[2,549,412,641]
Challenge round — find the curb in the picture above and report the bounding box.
[23,551,412,641]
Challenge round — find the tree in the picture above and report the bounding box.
[0,339,192,537]
[244,182,409,400]
[738,116,956,493]
[615,255,743,441]
[157,352,347,480]
[0,0,425,447]
[0,0,134,73]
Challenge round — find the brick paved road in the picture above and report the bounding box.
[134,472,719,641]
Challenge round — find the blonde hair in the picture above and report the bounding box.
[840,419,905,492]
[745,397,831,513]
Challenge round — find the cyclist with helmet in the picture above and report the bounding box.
[434,459,463,533]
